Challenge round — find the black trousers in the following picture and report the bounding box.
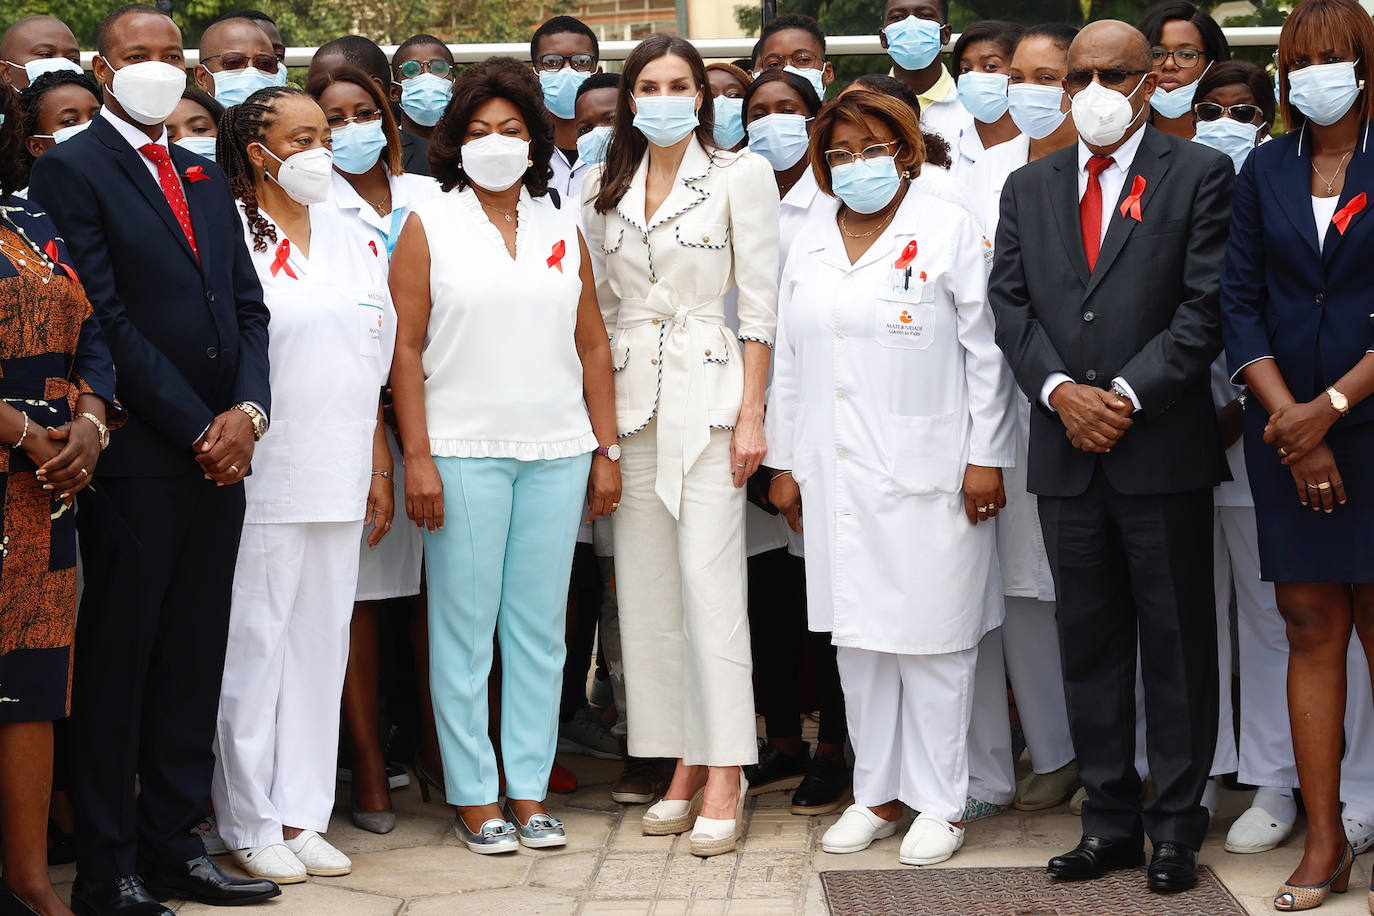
[71,473,245,880]
[560,543,602,720]
[747,548,847,746]
[1039,466,1217,850]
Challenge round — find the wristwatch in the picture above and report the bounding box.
[233,402,269,441]
[78,412,110,450]
[1327,386,1350,416]
[596,443,621,461]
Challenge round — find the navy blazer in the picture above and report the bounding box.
[1221,126,1374,428]
[28,114,270,478]
[989,126,1234,498]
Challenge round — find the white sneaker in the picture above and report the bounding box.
[1343,811,1374,853]
[283,830,352,877]
[1225,805,1294,854]
[821,804,899,854]
[898,813,964,866]
[230,844,307,883]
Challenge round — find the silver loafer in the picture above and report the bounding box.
[454,815,519,854]
[502,802,567,849]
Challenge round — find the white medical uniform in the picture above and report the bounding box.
[766,184,1016,820]
[916,66,974,150]
[963,135,1076,804]
[331,170,440,600]
[213,203,396,848]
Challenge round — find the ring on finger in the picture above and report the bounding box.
[1318,481,1332,490]
[1279,447,1288,456]
[78,467,88,477]
[1307,482,1321,489]
[229,464,239,475]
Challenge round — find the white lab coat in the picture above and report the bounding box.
[767,184,1016,654]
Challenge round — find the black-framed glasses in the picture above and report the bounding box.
[1194,101,1262,123]
[759,50,822,70]
[1064,68,1149,92]
[823,139,900,168]
[326,108,382,128]
[201,52,279,72]
[537,53,596,72]
[1150,47,1205,68]
[397,58,453,79]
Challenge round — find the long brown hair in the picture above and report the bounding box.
[305,64,404,176]
[592,34,717,214]
[1277,0,1374,132]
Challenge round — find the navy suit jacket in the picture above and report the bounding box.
[989,125,1235,498]
[28,114,270,477]
[1221,126,1374,428]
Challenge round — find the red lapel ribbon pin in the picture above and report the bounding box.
[1333,192,1367,235]
[367,240,378,257]
[1119,175,1147,222]
[183,165,210,183]
[548,239,566,272]
[893,239,918,269]
[270,239,297,279]
[43,240,79,283]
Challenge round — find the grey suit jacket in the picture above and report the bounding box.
[988,125,1234,498]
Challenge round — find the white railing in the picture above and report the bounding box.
[77,26,1283,69]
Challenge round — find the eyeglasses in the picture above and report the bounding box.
[1150,47,1205,69]
[398,58,453,79]
[823,139,900,168]
[1064,68,1150,92]
[201,52,279,73]
[326,109,383,128]
[537,53,596,73]
[1193,101,1262,123]
[759,51,822,70]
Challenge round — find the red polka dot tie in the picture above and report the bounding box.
[140,143,199,262]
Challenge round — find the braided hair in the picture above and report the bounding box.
[218,85,304,252]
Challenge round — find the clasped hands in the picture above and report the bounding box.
[1050,382,1133,453]
[195,408,255,486]
[1263,400,1346,513]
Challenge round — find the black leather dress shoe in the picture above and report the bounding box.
[141,855,280,906]
[70,875,173,916]
[1047,835,1145,879]
[1147,842,1198,891]
[790,754,851,815]
[743,741,808,796]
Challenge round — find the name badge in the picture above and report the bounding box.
[875,297,935,350]
[359,295,384,358]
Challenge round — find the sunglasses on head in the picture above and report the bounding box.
[1193,101,1262,123]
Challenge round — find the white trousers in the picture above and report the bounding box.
[966,629,1014,805]
[212,520,360,849]
[837,645,976,823]
[1342,645,1374,811]
[1003,597,1075,773]
[613,421,757,766]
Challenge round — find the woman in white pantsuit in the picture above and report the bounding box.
[211,87,394,883]
[767,89,1016,867]
[581,34,779,858]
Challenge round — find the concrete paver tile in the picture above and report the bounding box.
[325,810,449,855]
[174,882,402,915]
[332,844,529,897]
[722,898,802,914]
[580,899,658,913]
[407,886,579,914]
[529,849,603,891]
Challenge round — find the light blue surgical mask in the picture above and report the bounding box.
[576,124,613,165]
[400,73,452,128]
[1007,83,1067,139]
[1193,117,1259,173]
[330,121,388,174]
[272,61,288,87]
[632,95,699,147]
[540,66,590,120]
[713,95,745,147]
[883,16,944,72]
[1288,59,1362,127]
[1150,64,1210,120]
[957,71,1010,124]
[783,64,826,101]
[175,134,218,161]
[830,155,902,214]
[210,66,278,108]
[747,113,811,171]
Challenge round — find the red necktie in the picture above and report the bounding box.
[1081,155,1113,272]
[139,143,199,261]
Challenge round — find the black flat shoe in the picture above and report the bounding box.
[1047,835,1145,880]
[743,740,808,797]
[70,875,173,916]
[790,754,851,815]
[1147,842,1198,892]
[0,884,39,916]
[141,855,280,906]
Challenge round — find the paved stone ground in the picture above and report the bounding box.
[45,749,1374,915]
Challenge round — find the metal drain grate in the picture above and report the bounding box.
[820,866,1247,915]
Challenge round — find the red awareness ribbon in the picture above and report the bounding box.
[43,240,79,283]
[893,239,918,269]
[183,165,210,183]
[1119,175,1147,222]
[1333,192,1367,235]
[368,240,378,257]
[270,239,297,279]
[547,239,566,272]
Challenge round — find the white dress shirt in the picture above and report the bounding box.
[1040,124,1148,412]
[550,146,591,207]
[100,105,179,192]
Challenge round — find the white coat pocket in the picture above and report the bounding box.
[874,293,936,351]
[358,301,384,359]
[884,410,967,496]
